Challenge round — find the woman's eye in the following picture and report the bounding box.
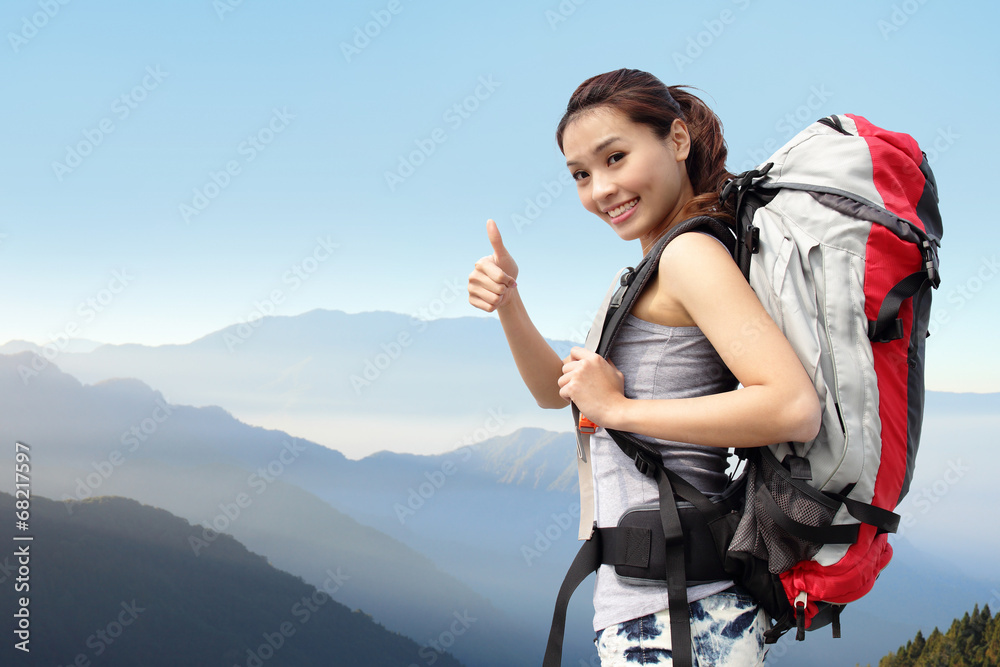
[608,152,625,165]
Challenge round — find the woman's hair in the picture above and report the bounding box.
[555,69,734,224]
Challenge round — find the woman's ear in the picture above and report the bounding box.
[669,118,691,162]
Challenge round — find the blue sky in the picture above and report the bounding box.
[1,0,997,391]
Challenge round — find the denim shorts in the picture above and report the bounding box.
[594,586,769,666]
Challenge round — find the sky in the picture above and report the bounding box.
[1,0,998,392]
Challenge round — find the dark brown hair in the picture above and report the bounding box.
[555,69,734,224]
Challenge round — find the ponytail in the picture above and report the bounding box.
[667,86,735,223]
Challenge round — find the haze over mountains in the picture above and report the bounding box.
[2,309,580,459]
[1,309,997,666]
[0,351,538,667]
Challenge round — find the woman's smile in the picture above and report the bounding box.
[606,197,639,223]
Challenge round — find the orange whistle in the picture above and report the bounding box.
[578,416,598,433]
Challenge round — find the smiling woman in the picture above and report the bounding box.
[561,108,694,254]
[468,68,822,666]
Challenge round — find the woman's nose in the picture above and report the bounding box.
[590,172,616,205]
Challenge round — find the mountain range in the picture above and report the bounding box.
[1,309,998,666]
[1,309,576,459]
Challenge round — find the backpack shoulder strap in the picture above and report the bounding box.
[572,265,631,541]
[595,216,734,357]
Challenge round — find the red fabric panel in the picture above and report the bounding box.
[853,114,925,514]
[847,114,927,234]
[866,227,917,508]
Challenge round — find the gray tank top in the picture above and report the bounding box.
[590,313,739,632]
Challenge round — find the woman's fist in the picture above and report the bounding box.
[557,347,627,428]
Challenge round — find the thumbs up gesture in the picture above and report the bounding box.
[468,219,519,313]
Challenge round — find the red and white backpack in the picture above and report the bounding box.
[723,113,942,641]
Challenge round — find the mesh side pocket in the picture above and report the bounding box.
[728,451,842,574]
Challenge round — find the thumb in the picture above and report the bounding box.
[486,219,509,261]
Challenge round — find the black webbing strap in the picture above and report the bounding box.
[607,429,726,522]
[756,483,860,544]
[755,447,900,542]
[542,533,602,667]
[831,604,844,639]
[653,465,694,667]
[545,216,737,666]
[542,435,713,666]
[596,216,735,359]
[868,271,931,343]
[825,492,901,535]
[720,163,772,281]
[542,513,722,667]
[604,429,711,666]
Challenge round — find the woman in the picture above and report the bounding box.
[467,69,820,666]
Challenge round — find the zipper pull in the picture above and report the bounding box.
[794,591,808,641]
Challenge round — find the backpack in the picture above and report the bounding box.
[543,114,942,667]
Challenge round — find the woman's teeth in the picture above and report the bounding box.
[609,198,638,217]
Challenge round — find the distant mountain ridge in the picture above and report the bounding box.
[0,492,463,667]
[5,308,989,461]
[1,308,575,458]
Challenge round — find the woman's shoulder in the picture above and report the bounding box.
[656,229,737,282]
[644,228,746,322]
[630,232,724,328]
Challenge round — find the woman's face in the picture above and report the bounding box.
[562,106,693,254]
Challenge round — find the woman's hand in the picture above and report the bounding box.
[468,219,519,312]
[557,347,626,427]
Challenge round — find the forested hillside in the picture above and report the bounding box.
[876,604,999,666]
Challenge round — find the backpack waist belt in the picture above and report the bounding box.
[606,503,731,585]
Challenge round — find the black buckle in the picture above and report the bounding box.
[921,238,941,288]
[868,318,904,343]
[744,224,760,255]
[719,162,773,205]
[633,450,657,477]
[609,267,636,309]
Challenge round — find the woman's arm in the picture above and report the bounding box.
[558,232,820,447]
[468,220,569,409]
[493,288,570,409]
